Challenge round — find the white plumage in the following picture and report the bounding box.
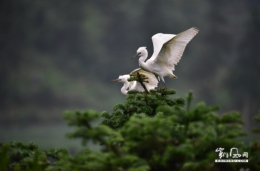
[112,68,158,95]
[133,27,199,86]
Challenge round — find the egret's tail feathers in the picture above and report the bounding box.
[169,74,177,79]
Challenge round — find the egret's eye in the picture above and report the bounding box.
[138,52,141,55]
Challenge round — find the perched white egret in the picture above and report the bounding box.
[112,68,158,95]
[133,27,199,87]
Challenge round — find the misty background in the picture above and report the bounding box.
[1,0,259,150]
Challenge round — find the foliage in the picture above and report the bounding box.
[0,142,67,171]
[101,89,184,129]
[1,89,260,170]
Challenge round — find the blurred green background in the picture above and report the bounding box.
[1,0,259,151]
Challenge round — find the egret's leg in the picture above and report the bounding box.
[160,77,167,89]
[158,81,162,89]
[162,81,168,89]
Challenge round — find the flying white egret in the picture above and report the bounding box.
[133,27,199,87]
[112,68,158,95]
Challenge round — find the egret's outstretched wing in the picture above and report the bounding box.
[150,33,176,61]
[130,68,158,90]
[152,27,199,70]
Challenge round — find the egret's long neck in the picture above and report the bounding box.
[138,50,148,67]
[121,82,129,95]
[139,50,151,72]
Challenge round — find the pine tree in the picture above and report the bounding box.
[53,90,260,170]
[1,89,260,170]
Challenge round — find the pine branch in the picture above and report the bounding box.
[136,72,149,93]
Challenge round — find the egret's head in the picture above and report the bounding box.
[132,47,147,58]
[111,75,130,83]
[137,46,147,53]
